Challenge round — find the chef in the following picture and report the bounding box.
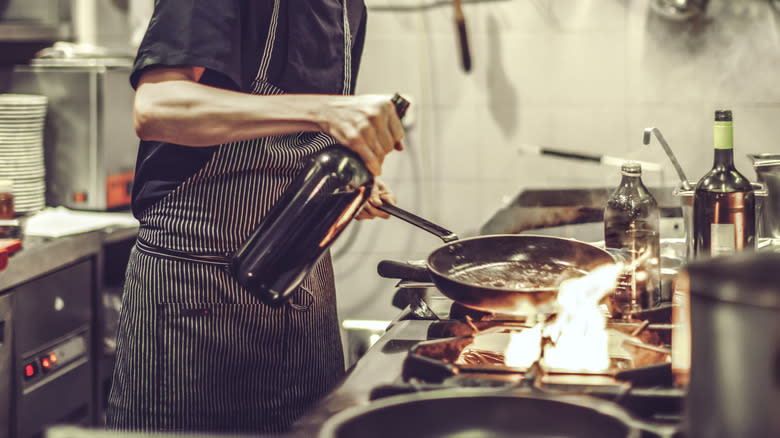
[105,0,405,434]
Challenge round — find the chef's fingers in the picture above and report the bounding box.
[359,126,389,171]
[357,202,391,220]
[375,130,395,157]
[356,180,396,220]
[388,110,405,151]
[371,181,397,207]
[341,132,382,175]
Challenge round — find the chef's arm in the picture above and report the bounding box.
[133,66,405,175]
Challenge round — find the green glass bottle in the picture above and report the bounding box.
[692,110,755,257]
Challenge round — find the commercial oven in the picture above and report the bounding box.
[10,259,95,438]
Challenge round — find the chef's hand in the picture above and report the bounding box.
[356,179,396,220]
[318,95,405,176]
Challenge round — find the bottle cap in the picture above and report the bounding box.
[0,179,13,194]
[620,161,641,176]
[715,110,732,122]
[391,93,410,119]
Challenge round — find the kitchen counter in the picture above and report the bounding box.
[0,224,138,293]
[288,319,433,437]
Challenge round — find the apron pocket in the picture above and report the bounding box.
[155,302,290,432]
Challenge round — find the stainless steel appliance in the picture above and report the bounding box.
[684,252,780,438]
[10,259,95,438]
[0,292,12,438]
[8,57,137,211]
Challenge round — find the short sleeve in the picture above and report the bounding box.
[130,0,243,90]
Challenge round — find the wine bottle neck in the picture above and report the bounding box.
[712,118,734,168]
[713,148,734,168]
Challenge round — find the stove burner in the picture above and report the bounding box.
[377,319,682,427]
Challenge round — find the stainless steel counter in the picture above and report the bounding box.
[289,319,434,437]
[0,224,138,293]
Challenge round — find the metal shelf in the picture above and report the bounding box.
[0,22,70,42]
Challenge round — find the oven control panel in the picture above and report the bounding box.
[21,334,87,387]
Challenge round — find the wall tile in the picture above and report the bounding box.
[340,0,780,322]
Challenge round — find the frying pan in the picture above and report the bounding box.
[377,203,616,316]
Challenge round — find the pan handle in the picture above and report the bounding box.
[377,260,432,282]
[376,202,459,243]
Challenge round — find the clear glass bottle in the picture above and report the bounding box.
[231,94,410,305]
[693,110,755,258]
[604,162,661,317]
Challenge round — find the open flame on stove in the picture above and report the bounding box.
[504,263,622,373]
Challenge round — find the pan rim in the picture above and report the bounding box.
[424,233,617,293]
[318,387,656,438]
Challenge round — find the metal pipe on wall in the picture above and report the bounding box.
[72,0,97,47]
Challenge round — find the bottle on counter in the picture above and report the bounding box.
[693,110,755,258]
[0,179,14,219]
[231,94,410,306]
[604,161,661,317]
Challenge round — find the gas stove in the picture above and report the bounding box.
[367,297,683,432]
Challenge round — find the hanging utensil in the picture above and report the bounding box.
[643,127,691,190]
[518,144,663,172]
[453,0,472,72]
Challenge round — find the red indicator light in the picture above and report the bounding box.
[49,352,57,364]
[40,357,51,371]
[24,364,35,378]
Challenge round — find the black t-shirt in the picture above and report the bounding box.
[129,0,367,217]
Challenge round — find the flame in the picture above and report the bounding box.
[503,323,542,369]
[503,263,622,373]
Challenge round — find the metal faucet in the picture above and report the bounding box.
[643,127,692,191]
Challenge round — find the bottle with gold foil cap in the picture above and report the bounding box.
[693,110,755,258]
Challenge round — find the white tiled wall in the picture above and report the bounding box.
[335,0,780,321]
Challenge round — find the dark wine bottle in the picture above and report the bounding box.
[604,162,661,317]
[692,110,755,258]
[231,94,410,305]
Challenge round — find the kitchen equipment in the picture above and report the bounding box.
[231,94,409,305]
[518,144,663,173]
[643,127,691,191]
[749,153,780,239]
[453,0,471,72]
[0,0,71,66]
[649,0,709,21]
[319,389,662,438]
[0,292,11,438]
[376,203,616,316]
[681,251,780,438]
[8,258,95,437]
[673,181,766,260]
[0,93,47,214]
[8,56,137,211]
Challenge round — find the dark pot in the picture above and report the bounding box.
[319,390,672,438]
[684,251,780,438]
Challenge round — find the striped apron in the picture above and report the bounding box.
[106,2,357,434]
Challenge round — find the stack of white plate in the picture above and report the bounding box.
[0,94,48,214]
